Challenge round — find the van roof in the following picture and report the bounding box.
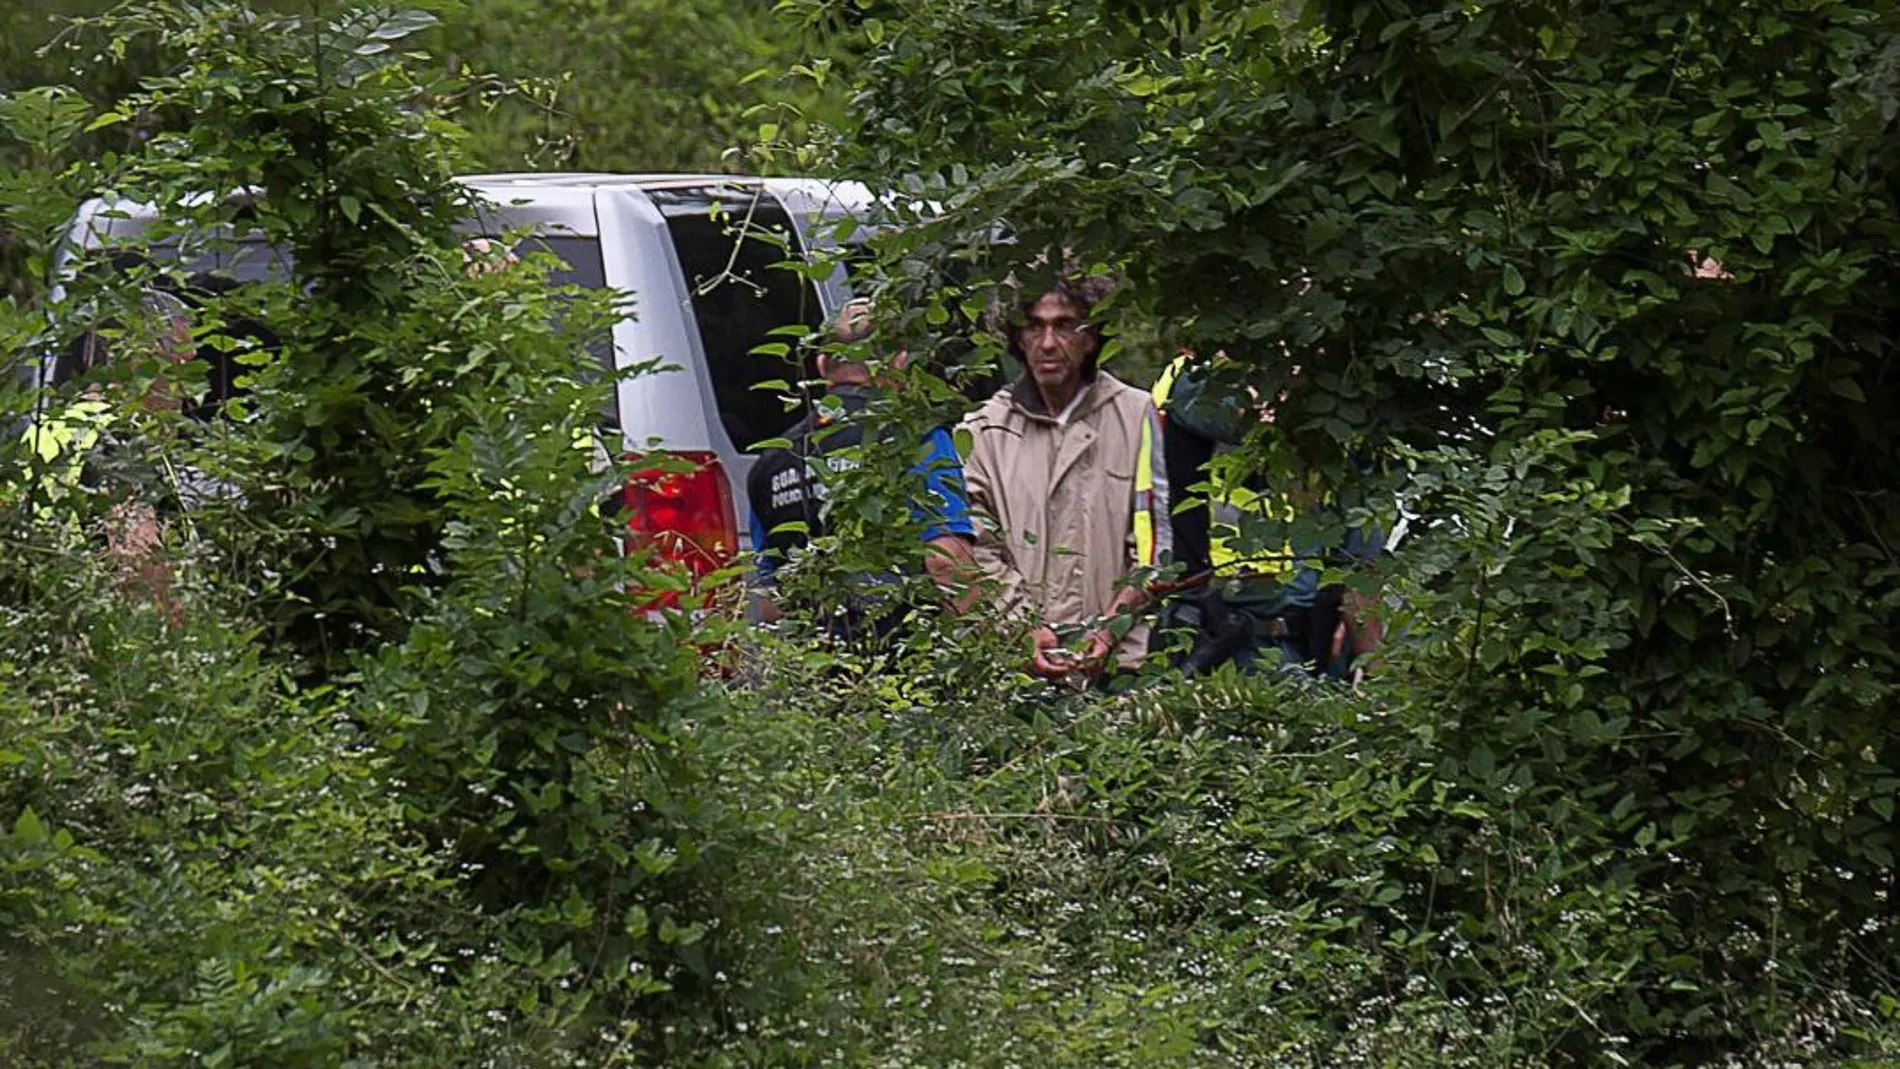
[462,173,874,213]
[68,173,876,246]
[461,172,737,186]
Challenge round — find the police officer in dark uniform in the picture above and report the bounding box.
[745,301,977,645]
[1153,352,1387,677]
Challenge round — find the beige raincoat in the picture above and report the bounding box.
[958,371,1169,667]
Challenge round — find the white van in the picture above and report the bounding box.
[45,173,877,584]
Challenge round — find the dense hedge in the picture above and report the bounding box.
[824,0,1900,1061]
[2,1,1898,1065]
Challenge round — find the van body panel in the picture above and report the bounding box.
[593,187,722,458]
[766,179,876,310]
[462,182,599,238]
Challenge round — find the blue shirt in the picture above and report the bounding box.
[747,424,975,583]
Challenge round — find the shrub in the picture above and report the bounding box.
[815,0,1900,1060]
[0,3,751,1062]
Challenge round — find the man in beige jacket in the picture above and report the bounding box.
[959,275,1169,677]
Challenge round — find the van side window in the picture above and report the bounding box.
[526,236,612,369]
[652,186,821,454]
[62,235,618,425]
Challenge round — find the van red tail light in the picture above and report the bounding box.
[623,451,739,575]
[623,451,745,677]
[622,451,739,606]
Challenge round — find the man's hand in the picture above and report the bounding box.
[1080,627,1116,673]
[1105,583,1149,620]
[1087,584,1150,675]
[1029,624,1077,678]
[923,534,982,614]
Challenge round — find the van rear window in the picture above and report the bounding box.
[649,185,822,453]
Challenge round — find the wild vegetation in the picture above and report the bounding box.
[2,0,1898,1066]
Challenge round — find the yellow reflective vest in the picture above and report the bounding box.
[1152,356,1296,579]
[15,397,114,508]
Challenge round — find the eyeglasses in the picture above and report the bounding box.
[1018,318,1089,341]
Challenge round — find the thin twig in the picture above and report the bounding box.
[333,928,422,1013]
[693,187,768,299]
[913,809,1127,826]
[1651,541,1736,638]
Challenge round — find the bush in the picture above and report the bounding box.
[6,0,1900,1065]
[0,551,566,1067]
[815,0,1900,1060]
[667,620,1900,1066]
[0,3,752,1062]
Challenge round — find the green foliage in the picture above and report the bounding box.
[0,85,99,308]
[1,2,749,1062]
[0,0,846,308]
[0,0,300,304]
[0,560,528,1067]
[351,353,734,1016]
[80,0,507,666]
[804,0,1900,1061]
[0,84,94,456]
[686,633,1900,1066]
[429,0,844,173]
[8,0,1900,1063]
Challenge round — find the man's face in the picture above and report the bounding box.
[1018,292,1092,395]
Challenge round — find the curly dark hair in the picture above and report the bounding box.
[988,271,1117,379]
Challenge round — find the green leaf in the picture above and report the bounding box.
[10,806,45,845]
[1662,604,1699,640]
[1610,792,1637,823]
[369,9,438,39]
[1502,263,1526,296]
